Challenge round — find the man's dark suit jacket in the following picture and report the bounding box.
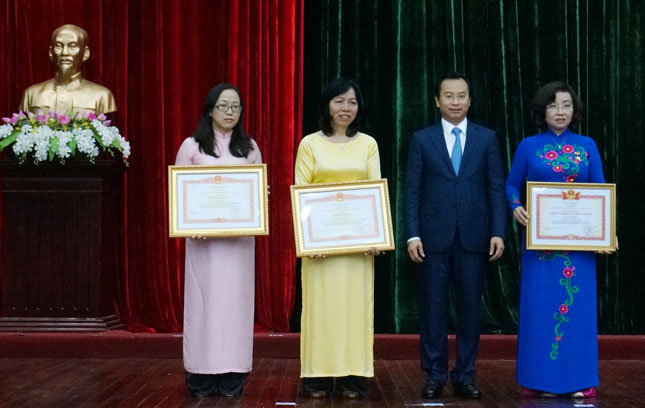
[405,121,506,252]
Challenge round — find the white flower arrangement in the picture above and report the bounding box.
[0,110,130,165]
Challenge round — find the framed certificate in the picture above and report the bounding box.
[526,181,616,251]
[290,179,395,257]
[168,164,268,237]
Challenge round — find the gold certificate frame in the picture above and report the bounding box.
[290,179,395,257]
[168,164,268,237]
[526,181,616,251]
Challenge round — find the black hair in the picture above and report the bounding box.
[530,81,583,130]
[192,83,254,158]
[318,78,365,137]
[434,72,472,98]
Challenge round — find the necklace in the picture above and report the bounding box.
[327,133,350,151]
[550,133,569,149]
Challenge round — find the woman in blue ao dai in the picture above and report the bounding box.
[506,82,609,399]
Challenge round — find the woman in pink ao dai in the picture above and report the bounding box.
[175,83,261,397]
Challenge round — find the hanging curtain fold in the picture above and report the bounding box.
[1,0,643,334]
[0,0,302,333]
[302,0,644,334]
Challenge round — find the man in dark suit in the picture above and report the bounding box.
[405,72,506,399]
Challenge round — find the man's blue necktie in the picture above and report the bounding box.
[451,127,462,175]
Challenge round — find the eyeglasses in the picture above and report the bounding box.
[214,104,243,113]
[546,103,573,113]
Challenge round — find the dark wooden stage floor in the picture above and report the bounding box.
[1,357,643,408]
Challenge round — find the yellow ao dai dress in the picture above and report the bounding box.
[294,132,381,378]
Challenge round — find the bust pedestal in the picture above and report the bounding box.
[0,158,125,331]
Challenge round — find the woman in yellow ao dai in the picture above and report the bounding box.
[294,78,381,399]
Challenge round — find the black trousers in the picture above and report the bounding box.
[302,376,368,396]
[185,372,248,397]
[419,228,486,386]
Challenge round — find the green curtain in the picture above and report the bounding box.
[300,0,644,334]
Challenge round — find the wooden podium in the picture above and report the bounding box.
[0,158,125,331]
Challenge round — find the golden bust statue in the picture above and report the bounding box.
[20,24,117,115]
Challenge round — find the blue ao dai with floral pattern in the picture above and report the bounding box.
[505,128,604,393]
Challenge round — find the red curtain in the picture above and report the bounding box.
[0,0,302,332]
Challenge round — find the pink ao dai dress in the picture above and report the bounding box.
[175,131,262,375]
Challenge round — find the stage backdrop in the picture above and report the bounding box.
[0,0,303,333]
[1,0,643,334]
[301,0,645,334]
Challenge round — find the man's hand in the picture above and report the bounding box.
[407,239,425,263]
[489,236,504,262]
